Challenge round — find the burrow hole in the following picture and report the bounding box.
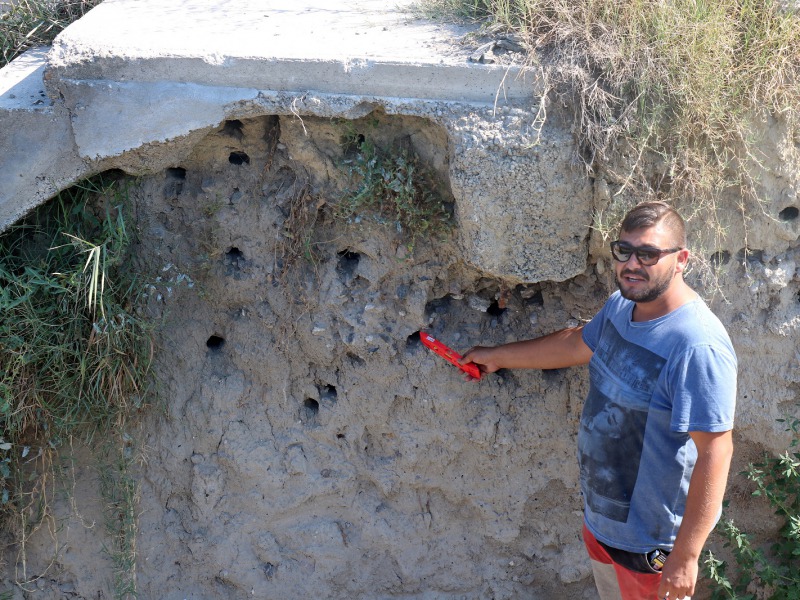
[779,206,799,221]
[342,132,366,156]
[167,167,187,180]
[225,247,244,266]
[319,384,338,403]
[229,151,250,166]
[301,398,320,426]
[406,331,421,351]
[222,119,244,140]
[337,250,361,281]
[710,250,731,268]
[165,167,187,196]
[487,300,507,317]
[206,335,225,352]
[337,250,360,270]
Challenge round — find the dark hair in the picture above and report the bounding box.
[620,201,686,247]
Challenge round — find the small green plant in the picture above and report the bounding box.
[0,0,102,68]
[201,196,226,218]
[336,138,452,250]
[705,415,800,599]
[0,175,152,520]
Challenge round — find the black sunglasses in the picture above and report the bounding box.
[610,241,683,267]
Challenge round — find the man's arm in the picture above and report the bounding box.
[658,429,734,600]
[459,326,593,375]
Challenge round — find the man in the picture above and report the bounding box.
[460,201,737,600]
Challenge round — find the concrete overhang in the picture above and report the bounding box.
[0,0,592,284]
[1,0,539,230]
[46,0,532,105]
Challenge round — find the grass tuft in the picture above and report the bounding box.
[0,0,102,68]
[0,175,153,523]
[99,440,139,600]
[705,415,800,598]
[335,137,453,251]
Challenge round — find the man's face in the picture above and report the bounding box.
[613,224,684,303]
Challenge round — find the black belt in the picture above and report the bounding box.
[598,540,670,574]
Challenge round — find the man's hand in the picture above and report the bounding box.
[459,346,502,379]
[657,550,698,600]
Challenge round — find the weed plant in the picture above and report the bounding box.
[418,0,800,292]
[704,416,800,599]
[0,0,101,67]
[99,441,139,599]
[0,176,152,517]
[336,138,452,250]
[277,182,324,277]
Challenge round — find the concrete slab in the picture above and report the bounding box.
[0,46,51,110]
[4,1,536,227]
[0,48,89,229]
[47,0,535,104]
[1,1,594,284]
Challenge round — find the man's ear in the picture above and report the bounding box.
[675,248,691,273]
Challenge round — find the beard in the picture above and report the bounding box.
[615,267,673,303]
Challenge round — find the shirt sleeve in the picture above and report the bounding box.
[668,343,737,433]
[582,293,616,352]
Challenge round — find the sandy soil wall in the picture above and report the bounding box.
[2,107,798,599]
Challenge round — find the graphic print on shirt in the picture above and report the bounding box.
[578,323,667,523]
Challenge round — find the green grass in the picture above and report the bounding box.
[335,136,453,251]
[0,0,102,68]
[0,175,152,517]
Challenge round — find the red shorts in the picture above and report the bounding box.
[583,524,663,600]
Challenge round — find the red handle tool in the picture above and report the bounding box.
[419,331,482,380]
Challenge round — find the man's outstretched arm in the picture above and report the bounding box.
[460,326,593,375]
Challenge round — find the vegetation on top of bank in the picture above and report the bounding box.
[0,0,101,68]
[419,0,800,277]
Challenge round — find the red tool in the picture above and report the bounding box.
[419,331,482,380]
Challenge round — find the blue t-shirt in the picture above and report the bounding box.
[580,291,737,553]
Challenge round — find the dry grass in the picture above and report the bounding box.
[419,0,800,292]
